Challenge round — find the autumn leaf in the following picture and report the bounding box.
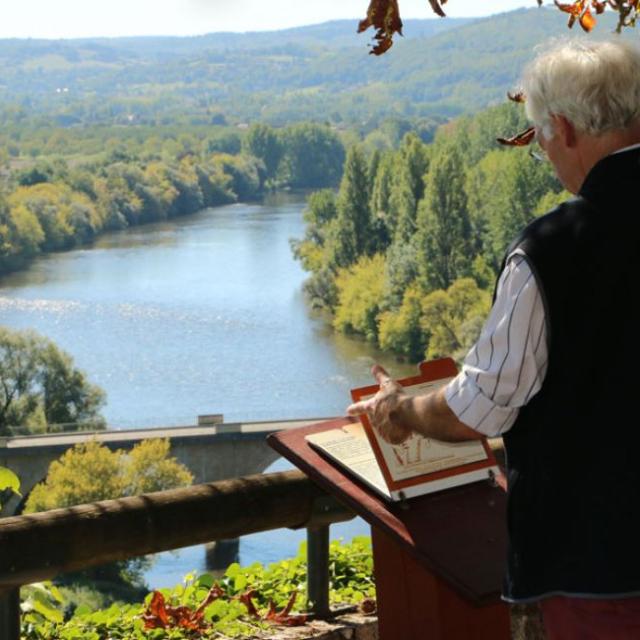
[358,0,403,55]
[240,590,307,627]
[265,592,307,626]
[496,126,536,147]
[579,7,597,31]
[554,0,597,31]
[142,585,225,631]
[142,591,170,629]
[239,590,261,618]
[358,0,636,55]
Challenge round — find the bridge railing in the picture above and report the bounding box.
[0,470,355,640]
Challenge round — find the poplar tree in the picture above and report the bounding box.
[416,142,473,292]
[327,145,371,269]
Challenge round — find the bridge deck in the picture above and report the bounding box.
[0,417,338,449]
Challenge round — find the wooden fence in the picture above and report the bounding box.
[0,470,354,640]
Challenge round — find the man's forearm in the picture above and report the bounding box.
[401,388,483,442]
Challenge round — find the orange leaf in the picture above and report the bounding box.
[266,593,308,627]
[554,0,599,30]
[239,590,261,618]
[496,126,536,147]
[579,6,597,30]
[143,591,170,629]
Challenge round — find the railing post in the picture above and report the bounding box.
[307,524,330,618]
[0,588,20,640]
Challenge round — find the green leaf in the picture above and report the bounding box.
[234,574,247,591]
[31,593,64,623]
[0,467,21,495]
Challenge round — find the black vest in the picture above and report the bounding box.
[501,147,640,602]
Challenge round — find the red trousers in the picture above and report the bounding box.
[540,595,640,639]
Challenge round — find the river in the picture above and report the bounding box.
[0,192,415,587]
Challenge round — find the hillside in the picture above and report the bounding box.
[0,8,631,126]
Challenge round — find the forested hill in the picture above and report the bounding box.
[0,8,630,126]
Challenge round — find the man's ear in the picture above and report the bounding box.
[552,114,578,148]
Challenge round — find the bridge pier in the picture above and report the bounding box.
[205,538,240,572]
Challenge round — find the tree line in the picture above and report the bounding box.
[293,102,568,362]
[0,122,345,276]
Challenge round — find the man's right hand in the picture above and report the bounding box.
[346,365,415,445]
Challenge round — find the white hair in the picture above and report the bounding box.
[522,39,640,137]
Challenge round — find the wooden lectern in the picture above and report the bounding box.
[268,418,511,640]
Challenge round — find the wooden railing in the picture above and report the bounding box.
[0,470,355,640]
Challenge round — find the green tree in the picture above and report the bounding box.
[279,123,345,188]
[378,282,427,361]
[421,278,491,361]
[0,196,44,273]
[243,123,284,185]
[25,439,193,596]
[326,146,371,269]
[333,253,387,342]
[416,141,473,292]
[0,328,105,436]
[466,148,558,269]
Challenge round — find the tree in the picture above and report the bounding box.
[25,439,193,596]
[326,146,372,269]
[279,123,345,189]
[333,253,387,342]
[421,278,491,361]
[466,148,558,269]
[0,328,105,436]
[0,195,44,273]
[378,282,427,361]
[416,141,473,292]
[243,123,284,185]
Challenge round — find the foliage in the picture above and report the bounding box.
[294,101,565,362]
[279,123,345,189]
[24,439,193,594]
[421,278,491,361]
[326,146,373,270]
[0,465,21,508]
[378,283,427,361]
[416,140,472,291]
[20,537,376,640]
[242,124,284,186]
[334,254,387,342]
[0,327,105,436]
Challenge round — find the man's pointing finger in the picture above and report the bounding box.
[371,364,392,386]
[346,398,375,416]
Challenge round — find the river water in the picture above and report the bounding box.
[0,192,415,587]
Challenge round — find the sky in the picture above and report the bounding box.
[0,0,533,40]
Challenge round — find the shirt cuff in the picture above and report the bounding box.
[444,371,519,437]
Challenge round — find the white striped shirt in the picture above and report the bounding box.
[445,251,548,437]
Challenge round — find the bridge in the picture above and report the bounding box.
[0,416,335,516]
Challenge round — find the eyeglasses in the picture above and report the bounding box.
[529,143,549,162]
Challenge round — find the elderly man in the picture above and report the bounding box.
[348,39,640,639]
